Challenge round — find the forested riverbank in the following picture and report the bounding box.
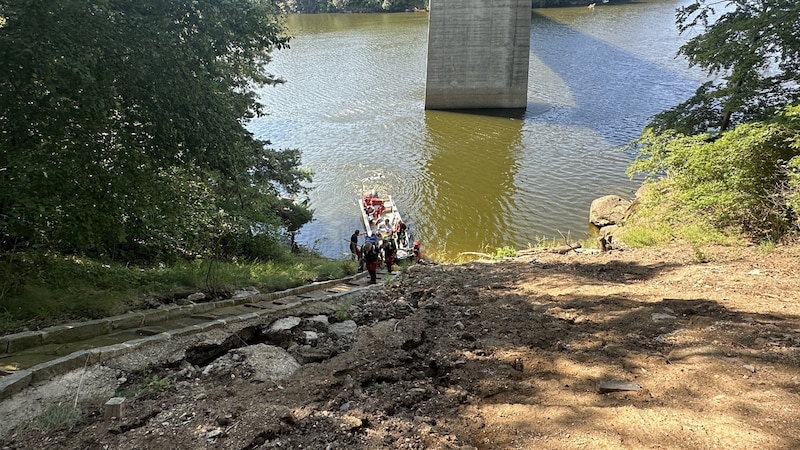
[276,0,635,14]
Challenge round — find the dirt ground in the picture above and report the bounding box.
[2,242,799,449]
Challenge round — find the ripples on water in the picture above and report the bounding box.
[250,1,704,259]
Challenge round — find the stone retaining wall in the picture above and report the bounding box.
[0,273,368,401]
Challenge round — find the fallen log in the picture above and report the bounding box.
[458,252,494,259]
[549,242,581,254]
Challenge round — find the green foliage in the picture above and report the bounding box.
[0,0,312,262]
[786,156,800,229]
[651,0,800,134]
[616,221,675,248]
[491,246,518,260]
[617,181,733,247]
[629,105,800,242]
[138,374,174,397]
[275,198,314,234]
[33,403,80,432]
[631,0,800,243]
[759,239,777,252]
[397,259,412,274]
[331,0,383,12]
[784,107,800,227]
[324,259,358,278]
[0,250,354,333]
[681,223,729,247]
[117,366,174,399]
[692,246,709,264]
[334,299,353,321]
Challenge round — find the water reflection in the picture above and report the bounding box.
[415,110,524,255]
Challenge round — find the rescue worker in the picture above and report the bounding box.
[412,240,422,263]
[382,238,397,274]
[350,229,362,270]
[362,239,380,284]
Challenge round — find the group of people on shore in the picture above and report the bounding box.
[349,229,421,284]
[352,189,422,283]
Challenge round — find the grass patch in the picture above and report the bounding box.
[33,402,80,432]
[615,181,740,249]
[490,246,518,259]
[0,250,356,334]
[759,239,777,252]
[691,245,710,264]
[397,260,413,274]
[616,223,674,247]
[334,300,353,321]
[134,373,174,398]
[117,366,175,399]
[526,232,585,249]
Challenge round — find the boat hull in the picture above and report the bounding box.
[359,191,413,261]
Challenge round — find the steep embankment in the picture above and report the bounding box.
[2,243,799,449]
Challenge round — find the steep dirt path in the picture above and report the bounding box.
[2,243,799,449]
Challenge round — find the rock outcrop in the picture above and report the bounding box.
[589,194,635,251]
[589,195,632,227]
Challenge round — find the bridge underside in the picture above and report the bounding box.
[425,0,531,110]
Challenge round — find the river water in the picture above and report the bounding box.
[249,0,704,259]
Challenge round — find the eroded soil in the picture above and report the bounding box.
[2,243,799,449]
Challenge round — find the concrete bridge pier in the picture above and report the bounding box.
[424,0,531,110]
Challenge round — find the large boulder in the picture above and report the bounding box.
[329,320,358,341]
[201,344,300,383]
[230,344,300,383]
[589,195,632,227]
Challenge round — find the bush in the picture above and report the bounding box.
[628,105,800,242]
[784,156,800,230]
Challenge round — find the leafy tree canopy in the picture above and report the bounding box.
[0,0,312,261]
[630,1,800,241]
[650,0,800,135]
[630,105,800,240]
